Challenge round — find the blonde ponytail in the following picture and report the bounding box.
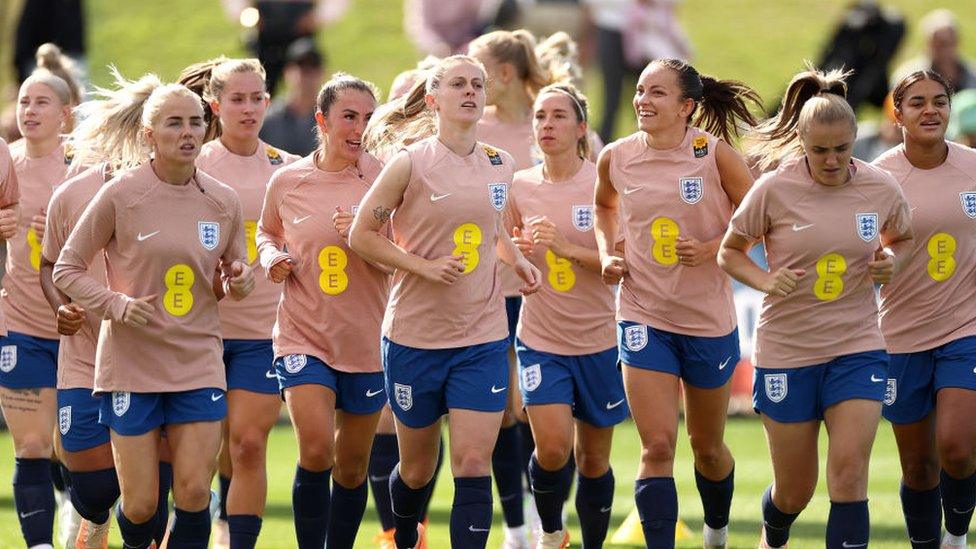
[35,43,83,105]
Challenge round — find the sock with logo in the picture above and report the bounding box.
[826,500,869,549]
[761,485,799,548]
[492,424,525,527]
[696,467,734,529]
[218,474,230,521]
[528,454,573,533]
[168,505,212,547]
[13,458,55,547]
[68,468,120,524]
[941,469,976,536]
[900,483,941,548]
[450,476,493,548]
[326,479,368,549]
[227,514,262,549]
[418,436,444,523]
[116,506,157,549]
[368,433,399,531]
[390,464,430,548]
[635,476,678,548]
[576,468,615,547]
[293,465,331,549]
[153,461,173,545]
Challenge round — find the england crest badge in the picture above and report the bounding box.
[59,406,72,435]
[764,374,788,403]
[679,177,703,205]
[113,392,131,417]
[488,183,508,211]
[884,379,897,406]
[855,213,879,242]
[623,325,648,352]
[572,205,594,232]
[394,383,413,411]
[282,354,307,374]
[0,345,16,373]
[521,363,542,392]
[961,192,976,219]
[198,221,220,250]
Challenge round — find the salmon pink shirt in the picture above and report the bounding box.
[53,163,247,393]
[873,142,976,354]
[256,153,389,373]
[197,139,298,340]
[729,157,913,369]
[0,139,20,335]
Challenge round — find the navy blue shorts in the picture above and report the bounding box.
[58,388,110,452]
[618,321,739,389]
[505,296,522,346]
[753,350,889,423]
[224,339,277,394]
[0,331,59,389]
[383,337,509,428]
[516,341,627,428]
[98,388,227,436]
[274,354,386,415]
[884,336,976,425]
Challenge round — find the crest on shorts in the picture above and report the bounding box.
[59,406,72,435]
[394,383,413,411]
[488,183,508,211]
[679,177,704,205]
[282,354,307,374]
[112,392,131,417]
[961,192,976,219]
[764,374,788,403]
[692,135,708,158]
[198,221,220,251]
[623,325,648,352]
[884,378,897,406]
[521,364,542,392]
[855,213,879,242]
[572,205,594,232]
[266,145,283,165]
[0,345,16,373]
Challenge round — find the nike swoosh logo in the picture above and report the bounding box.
[491,385,506,394]
[606,399,625,410]
[718,356,732,370]
[499,493,518,502]
[842,543,867,548]
[265,371,277,379]
[369,474,390,482]
[952,505,976,514]
[909,538,935,544]
[19,509,44,518]
[293,215,312,224]
[365,388,384,397]
[211,393,224,401]
[870,374,884,382]
[792,223,814,231]
[623,187,640,195]
[468,525,490,533]
[137,230,160,241]
[600,506,612,513]
[430,193,451,202]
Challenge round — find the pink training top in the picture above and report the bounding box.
[384,137,513,348]
[4,140,69,340]
[508,160,616,355]
[42,165,109,390]
[873,142,976,354]
[608,127,736,336]
[729,157,913,369]
[53,163,247,393]
[197,139,298,340]
[257,153,389,373]
[0,139,20,336]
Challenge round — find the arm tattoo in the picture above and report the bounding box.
[372,205,392,224]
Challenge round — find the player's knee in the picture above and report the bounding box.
[333,459,369,488]
[901,454,940,489]
[230,428,269,470]
[688,436,726,470]
[828,462,869,500]
[938,438,976,478]
[774,487,813,514]
[121,493,158,523]
[398,460,437,488]
[641,434,676,466]
[534,441,571,471]
[172,478,212,511]
[575,449,610,478]
[298,437,335,471]
[13,432,52,458]
[452,448,492,477]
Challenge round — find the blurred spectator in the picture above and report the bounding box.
[404,0,502,57]
[893,9,976,93]
[518,0,584,42]
[259,38,325,156]
[222,0,348,94]
[582,0,690,143]
[14,0,86,85]
[853,93,902,161]
[948,89,976,148]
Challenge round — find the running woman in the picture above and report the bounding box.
[349,54,541,549]
[256,73,388,549]
[509,82,625,549]
[190,57,298,549]
[53,83,255,549]
[718,67,914,549]
[873,70,976,549]
[592,59,760,549]
[2,68,73,549]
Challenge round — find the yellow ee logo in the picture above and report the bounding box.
[651,217,679,266]
[163,264,195,316]
[244,220,258,264]
[545,250,575,292]
[813,253,846,301]
[926,232,956,282]
[26,228,42,272]
[452,223,482,274]
[318,245,349,295]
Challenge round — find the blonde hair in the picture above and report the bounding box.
[535,32,581,87]
[364,55,484,159]
[141,84,204,129]
[469,29,556,99]
[35,43,83,105]
[921,9,957,39]
[177,57,266,141]
[70,68,162,171]
[747,63,854,171]
[535,83,591,159]
[20,69,73,105]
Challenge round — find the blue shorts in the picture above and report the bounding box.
[224,339,277,394]
[58,388,110,452]
[884,336,976,425]
[0,331,59,389]
[506,296,522,346]
[516,341,627,428]
[274,354,386,415]
[617,321,739,389]
[753,350,889,423]
[98,388,227,436]
[383,337,509,428]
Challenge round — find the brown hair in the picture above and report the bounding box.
[35,43,83,105]
[177,57,266,141]
[469,29,553,98]
[891,70,952,110]
[535,31,581,87]
[315,72,380,145]
[536,83,590,158]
